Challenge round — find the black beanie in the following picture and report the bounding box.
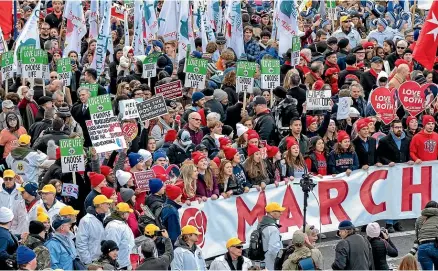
[101,240,119,254]
[29,221,46,235]
[157,56,168,69]
[338,38,349,49]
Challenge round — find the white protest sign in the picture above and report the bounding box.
[61,183,79,199]
[337,97,351,120]
[119,99,140,120]
[306,90,332,110]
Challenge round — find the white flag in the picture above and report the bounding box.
[207,0,222,32]
[277,0,299,56]
[225,0,244,59]
[63,0,87,57]
[91,0,111,75]
[89,0,99,40]
[178,0,194,61]
[144,0,158,43]
[132,0,145,56]
[14,0,41,63]
[124,8,130,47]
[158,0,178,42]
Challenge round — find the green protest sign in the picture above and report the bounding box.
[1,51,14,81]
[21,49,48,79]
[88,94,113,120]
[57,58,72,86]
[184,57,208,89]
[60,138,85,173]
[291,36,301,66]
[80,83,99,97]
[236,61,257,93]
[261,59,280,89]
[142,52,160,78]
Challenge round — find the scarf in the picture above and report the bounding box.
[369,68,378,78]
[325,60,340,72]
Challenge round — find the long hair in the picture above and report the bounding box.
[398,254,419,271]
[334,142,355,154]
[285,149,306,168]
[116,82,130,96]
[244,155,268,179]
[179,164,197,198]
[323,121,338,143]
[199,166,214,191]
[217,160,233,184]
[222,70,236,87]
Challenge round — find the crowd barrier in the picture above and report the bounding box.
[178,162,438,259]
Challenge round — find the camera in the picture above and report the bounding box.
[154,230,164,237]
[300,174,316,193]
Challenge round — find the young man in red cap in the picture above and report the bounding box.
[352,118,381,169]
[410,115,438,163]
[84,173,107,212]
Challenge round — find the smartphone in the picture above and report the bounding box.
[260,261,266,269]
[71,60,76,65]
[260,140,267,148]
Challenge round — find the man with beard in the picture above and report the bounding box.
[333,16,361,48]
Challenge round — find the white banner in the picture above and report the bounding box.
[88,0,99,40]
[179,162,438,259]
[91,0,111,75]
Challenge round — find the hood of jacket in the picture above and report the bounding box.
[103,212,126,227]
[86,205,106,223]
[113,48,122,63]
[174,236,196,253]
[25,234,45,249]
[11,146,33,160]
[422,207,438,217]
[259,215,280,228]
[172,140,194,153]
[122,46,133,57]
[289,246,312,263]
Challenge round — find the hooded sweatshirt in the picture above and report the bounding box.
[409,130,438,161]
[6,146,47,183]
[171,237,207,271]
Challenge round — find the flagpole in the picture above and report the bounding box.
[13,0,17,40]
[42,79,46,96]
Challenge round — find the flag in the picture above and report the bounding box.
[319,0,326,18]
[0,0,12,40]
[271,0,278,40]
[132,0,145,56]
[144,0,158,43]
[178,0,194,61]
[225,0,244,59]
[89,0,99,40]
[277,0,299,56]
[124,8,130,47]
[207,0,222,32]
[413,0,438,70]
[91,0,111,75]
[63,0,87,57]
[14,0,41,65]
[157,0,178,42]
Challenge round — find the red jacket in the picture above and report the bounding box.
[410,130,438,161]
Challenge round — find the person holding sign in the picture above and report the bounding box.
[83,69,108,96]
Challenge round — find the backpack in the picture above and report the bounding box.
[274,246,295,270]
[248,224,269,261]
[137,204,167,233]
[297,257,316,270]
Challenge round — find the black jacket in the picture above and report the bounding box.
[332,233,374,270]
[71,102,92,147]
[338,67,363,88]
[352,137,377,167]
[376,133,411,164]
[225,102,244,132]
[205,99,225,122]
[137,237,174,270]
[218,176,245,196]
[368,237,398,270]
[34,107,45,123]
[33,129,70,153]
[386,52,402,71]
[166,141,195,166]
[200,134,219,159]
[254,110,277,145]
[45,12,62,28]
[360,71,378,100]
[222,85,238,106]
[28,119,52,146]
[287,86,307,115]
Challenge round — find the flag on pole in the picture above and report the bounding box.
[207,0,222,32]
[202,4,216,44]
[412,0,438,70]
[63,0,87,58]
[132,0,145,56]
[277,0,299,56]
[178,0,194,61]
[124,8,130,47]
[91,0,111,75]
[225,0,244,59]
[14,0,41,64]
[144,0,158,43]
[158,0,178,42]
[89,0,99,40]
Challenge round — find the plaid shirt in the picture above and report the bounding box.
[244,38,261,62]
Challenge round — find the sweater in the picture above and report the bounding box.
[327,150,359,174]
[409,130,438,161]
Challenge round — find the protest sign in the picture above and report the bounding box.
[88,94,113,120]
[397,81,438,116]
[184,57,208,89]
[370,87,396,124]
[0,28,7,54]
[337,97,351,120]
[137,95,169,122]
[21,48,48,79]
[155,80,183,100]
[60,138,85,173]
[306,90,331,110]
[122,122,139,142]
[236,61,256,93]
[134,170,155,192]
[57,58,72,86]
[17,45,35,76]
[291,36,301,66]
[1,51,14,81]
[142,52,160,78]
[261,59,280,89]
[119,99,140,120]
[80,83,99,97]
[62,183,79,199]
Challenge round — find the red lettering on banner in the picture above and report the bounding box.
[401,166,432,211]
[279,186,303,233]
[318,180,350,225]
[360,170,387,214]
[236,192,267,242]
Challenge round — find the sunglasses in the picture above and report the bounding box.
[397,47,406,50]
[233,246,243,249]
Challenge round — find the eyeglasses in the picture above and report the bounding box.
[366,47,373,50]
[233,246,243,249]
[397,47,406,50]
[3,178,14,181]
[356,51,365,54]
[190,118,201,122]
[343,20,351,23]
[50,76,58,79]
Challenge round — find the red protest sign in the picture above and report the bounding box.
[122,122,138,142]
[134,170,156,192]
[370,87,396,125]
[155,80,183,100]
[397,81,438,116]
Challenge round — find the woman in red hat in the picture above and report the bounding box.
[324,68,339,95]
[243,144,269,190]
[284,137,307,178]
[224,147,250,192]
[217,160,245,198]
[265,145,283,184]
[191,151,219,201]
[304,136,328,177]
[327,131,359,176]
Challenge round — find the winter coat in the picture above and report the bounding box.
[332,28,361,48]
[24,234,51,270]
[137,237,174,270]
[410,130,438,161]
[196,172,219,198]
[210,253,253,271]
[145,193,166,216]
[376,132,411,164]
[104,213,135,269]
[352,137,377,167]
[117,46,133,76]
[0,182,20,210]
[222,85,238,106]
[287,86,307,115]
[71,101,92,147]
[416,207,438,243]
[182,123,204,146]
[161,199,181,245]
[259,215,282,271]
[12,198,41,235]
[171,237,207,271]
[360,70,379,100]
[256,47,280,64]
[338,67,363,88]
[331,233,374,270]
[28,119,52,146]
[76,206,106,264]
[244,38,261,62]
[327,150,359,174]
[279,134,309,154]
[200,134,219,159]
[266,159,283,183]
[93,254,119,270]
[6,146,47,184]
[37,199,66,222]
[33,129,70,153]
[205,99,226,122]
[0,226,18,270]
[167,141,195,166]
[242,159,270,187]
[368,237,398,270]
[45,232,77,270]
[281,246,320,271]
[386,52,403,71]
[218,175,245,196]
[151,117,175,149]
[84,190,100,213]
[254,110,277,145]
[0,112,23,132]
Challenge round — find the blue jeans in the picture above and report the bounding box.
[418,243,438,270]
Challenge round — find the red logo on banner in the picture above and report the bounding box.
[370,87,396,125]
[397,81,438,116]
[181,208,208,248]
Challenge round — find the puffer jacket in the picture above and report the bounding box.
[171,237,206,271]
[368,237,398,270]
[104,213,135,269]
[281,246,312,270]
[93,254,119,270]
[76,206,106,264]
[24,234,51,270]
[167,140,196,166]
[117,46,133,76]
[416,207,438,242]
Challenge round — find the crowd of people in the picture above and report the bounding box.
[0,0,438,270]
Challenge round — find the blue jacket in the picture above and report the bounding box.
[45,232,77,270]
[244,38,261,62]
[0,227,18,270]
[327,150,359,174]
[161,199,181,245]
[84,189,100,213]
[256,47,280,64]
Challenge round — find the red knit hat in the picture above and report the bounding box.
[300,52,310,63]
[192,151,207,165]
[266,145,279,158]
[56,147,61,160]
[325,68,339,77]
[313,80,324,90]
[406,116,417,126]
[247,130,260,141]
[337,130,350,142]
[212,157,221,167]
[306,116,318,127]
[219,137,232,150]
[166,185,182,201]
[100,166,112,177]
[164,129,177,143]
[286,136,299,150]
[101,187,115,199]
[247,144,260,157]
[363,41,374,49]
[89,172,106,188]
[356,119,368,131]
[223,147,238,161]
[423,115,435,125]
